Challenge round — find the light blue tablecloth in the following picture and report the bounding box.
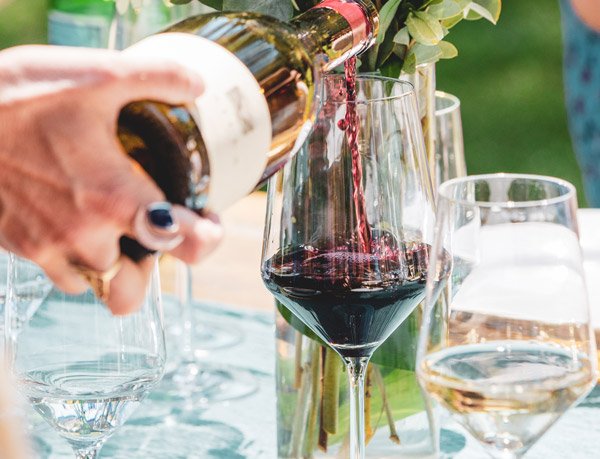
[31,302,600,458]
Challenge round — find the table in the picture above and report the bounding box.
[31,205,600,458]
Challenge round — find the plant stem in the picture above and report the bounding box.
[364,364,374,443]
[346,356,370,459]
[372,365,400,444]
[304,343,322,457]
[322,347,342,435]
[289,358,312,457]
[294,332,304,389]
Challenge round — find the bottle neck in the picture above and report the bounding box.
[291,0,379,72]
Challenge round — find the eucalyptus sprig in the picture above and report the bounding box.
[171,0,501,73]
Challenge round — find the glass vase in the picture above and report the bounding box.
[275,302,437,458]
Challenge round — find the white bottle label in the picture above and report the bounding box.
[125,33,272,212]
[48,10,111,48]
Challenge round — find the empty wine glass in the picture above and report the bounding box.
[417,174,597,458]
[159,260,257,405]
[0,253,52,336]
[433,90,466,189]
[6,254,166,459]
[261,75,437,459]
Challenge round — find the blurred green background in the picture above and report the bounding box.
[0,0,587,205]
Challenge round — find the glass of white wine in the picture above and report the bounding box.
[417,173,597,458]
[6,254,166,459]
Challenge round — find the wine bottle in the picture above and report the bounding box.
[118,0,379,259]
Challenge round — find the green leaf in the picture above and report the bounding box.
[170,0,192,4]
[440,11,464,28]
[438,40,458,58]
[411,42,443,65]
[427,0,470,20]
[371,308,421,369]
[401,50,416,74]
[198,0,223,9]
[376,17,399,68]
[393,27,410,46]
[293,0,319,12]
[406,11,445,46]
[466,0,501,24]
[379,54,403,77]
[376,0,403,45]
[392,43,408,60]
[275,301,326,346]
[223,0,293,20]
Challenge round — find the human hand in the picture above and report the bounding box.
[0,45,223,314]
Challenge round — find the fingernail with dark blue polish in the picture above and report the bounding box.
[146,202,178,233]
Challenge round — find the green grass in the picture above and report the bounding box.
[0,0,587,204]
[436,0,586,204]
[0,0,47,47]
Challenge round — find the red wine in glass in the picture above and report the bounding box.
[262,241,430,358]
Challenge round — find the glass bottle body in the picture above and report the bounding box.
[118,2,378,217]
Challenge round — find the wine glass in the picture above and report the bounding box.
[0,253,52,335]
[6,254,166,459]
[261,75,436,459]
[417,173,597,458]
[433,90,466,188]
[159,259,257,406]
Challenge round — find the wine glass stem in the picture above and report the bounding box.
[74,445,101,459]
[176,262,195,363]
[3,252,17,368]
[346,356,370,459]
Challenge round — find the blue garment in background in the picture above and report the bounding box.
[561,0,600,206]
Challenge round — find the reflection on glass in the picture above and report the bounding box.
[418,174,597,459]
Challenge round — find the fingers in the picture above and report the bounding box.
[132,202,184,252]
[3,45,204,110]
[130,203,223,264]
[105,255,156,315]
[166,207,224,264]
[40,257,90,295]
[110,54,204,109]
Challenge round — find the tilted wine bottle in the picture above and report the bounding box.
[118,0,379,259]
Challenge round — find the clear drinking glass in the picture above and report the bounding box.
[262,75,437,459]
[159,260,257,405]
[6,255,166,459]
[433,91,466,189]
[417,173,597,458]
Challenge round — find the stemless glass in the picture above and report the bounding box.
[262,75,437,459]
[418,174,597,458]
[6,255,166,459]
[433,91,466,189]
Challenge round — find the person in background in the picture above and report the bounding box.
[0,44,222,315]
[561,0,600,205]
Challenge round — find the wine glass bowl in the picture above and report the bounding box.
[433,90,466,188]
[417,174,597,459]
[262,74,436,458]
[7,257,166,459]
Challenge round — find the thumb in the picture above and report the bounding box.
[110,53,204,108]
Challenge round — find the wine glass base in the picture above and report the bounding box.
[193,318,243,351]
[156,362,259,406]
[98,413,246,458]
[164,299,243,352]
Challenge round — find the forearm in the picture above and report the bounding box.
[570,0,600,32]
